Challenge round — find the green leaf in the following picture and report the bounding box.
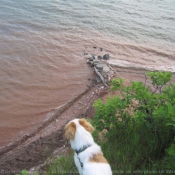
[110,78,124,91]
[167,144,175,156]
[147,71,172,86]
[166,123,175,127]
[21,170,28,175]
[167,102,173,112]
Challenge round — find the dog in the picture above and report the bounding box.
[64,118,112,175]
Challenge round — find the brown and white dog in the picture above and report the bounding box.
[64,118,112,175]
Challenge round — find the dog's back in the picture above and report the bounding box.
[64,118,112,175]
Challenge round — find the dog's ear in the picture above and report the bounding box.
[64,122,76,140]
[79,118,94,133]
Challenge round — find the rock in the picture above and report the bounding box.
[84,54,92,60]
[93,55,99,60]
[87,61,94,65]
[89,57,93,61]
[96,63,105,70]
[86,60,90,64]
[98,55,102,59]
[100,47,103,51]
[92,54,96,60]
[93,62,100,66]
[96,78,101,83]
[103,54,110,60]
[103,65,110,73]
[93,59,101,63]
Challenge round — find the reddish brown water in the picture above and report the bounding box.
[0,30,95,147]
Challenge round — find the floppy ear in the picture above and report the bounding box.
[64,122,76,140]
[79,118,94,133]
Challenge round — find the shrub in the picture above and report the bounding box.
[93,71,175,172]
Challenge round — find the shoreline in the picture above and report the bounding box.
[0,87,90,155]
[0,65,175,174]
[0,73,102,174]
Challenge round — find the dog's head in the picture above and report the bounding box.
[64,118,94,140]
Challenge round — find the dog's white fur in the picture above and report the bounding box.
[64,118,112,175]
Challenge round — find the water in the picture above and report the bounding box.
[0,0,175,147]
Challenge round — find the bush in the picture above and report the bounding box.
[93,71,175,173]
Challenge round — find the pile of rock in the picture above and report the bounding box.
[85,53,114,87]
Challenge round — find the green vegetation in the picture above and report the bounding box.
[19,71,175,175]
[93,71,175,174]
[46,154,78,175]
[16,169,38,175]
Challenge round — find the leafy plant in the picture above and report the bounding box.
[164,142,175,169]
[146,71,172,87]
[93,71,175,172]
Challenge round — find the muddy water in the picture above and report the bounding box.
[0,0,175,147]
[0,30,95,147]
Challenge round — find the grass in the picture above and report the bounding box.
[96,126,164,175]
[45,152,78,175]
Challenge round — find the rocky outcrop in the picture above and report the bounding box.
[85,53,114,86]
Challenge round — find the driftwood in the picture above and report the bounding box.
[94,67,107,87]
[107,63,122,78]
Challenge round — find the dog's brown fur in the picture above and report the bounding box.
[64,122,76,140]
[89,152,108,163]
[79,118,94,133]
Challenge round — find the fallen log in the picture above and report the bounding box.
[94,67,107,87]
